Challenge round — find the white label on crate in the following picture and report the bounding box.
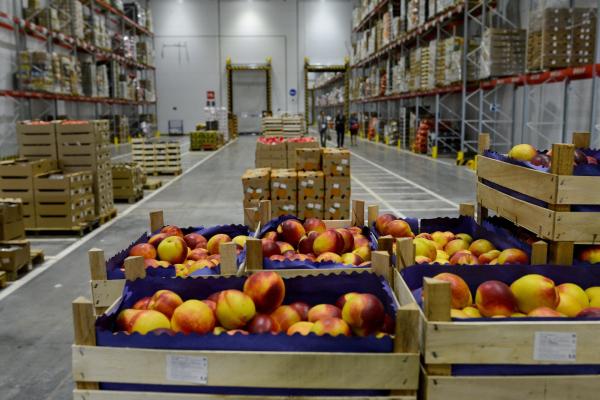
[1,257,9,265]
[328,207,336,213]
[341,159,349,165]
[280,183,287,189]
[255,188,263,194]
[307,203,314,209]
[300,181,308,187]
[334,202,341,208]
[333,183,340,189]
[166,355,208,384]
[273,182,280,188]
[308,179,314,185]
[315,204,322,210]
[336,166,343,171]
[246,188,254,194]
[533,332,577,362]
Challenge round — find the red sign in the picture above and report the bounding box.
[206,91,215,100]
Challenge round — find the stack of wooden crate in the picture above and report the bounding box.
[111,163,145,203]
[132,139,182,175]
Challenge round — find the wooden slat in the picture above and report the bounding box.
[73,390,416,400]
[149,210,164,232]
[393,270,419,308]
[323,219,352,229]
[351,199,365,226]
[423,373,600,400]
[530,241,548,265]
[477,156,557,203]
[424,320,600,365]
[396,238,415,271]
[477,133,490,154]
[556,176,600,205]
[458,203,474,217]
[368,204,379,228]
[124,256,146,281]
[72,346,419,390]
[572,132,591,148]
[377,235,395,256]
[553,211,600,242]
[423,278,451,323]
[91,279,125,309]
[245,238,263,270]
[218,242,237,275]
[477,182,555,240]
[73,297,99,390]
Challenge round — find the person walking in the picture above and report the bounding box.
[335,112,345,148]
[318,111,328,147]
[349,113,359,146]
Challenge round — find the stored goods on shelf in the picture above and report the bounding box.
[479,28,526,79]
[112,163,144,203]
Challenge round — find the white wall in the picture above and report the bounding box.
[151,0,353,133]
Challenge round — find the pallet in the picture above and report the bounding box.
[148,168,182,176]
[26,221,97,237]
[143,179,162,190]
[98,208,117,225]
[77,251,419,399]
[114,193,143,204]
[393,269,600,400]
[476,132,599,264]
[30,248,44,265]
[0,271,6,288]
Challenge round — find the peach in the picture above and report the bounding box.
[433,273,473,309]
[188,259,214,273]
[455,233,472,244]
[451,309,469,319]
[270,254,286,261]
[207,254,220,264]
[188,248,209,261]
[116,309,140,331]
[558,283,589,308]
[586,287,600,304]
[174,264,188,277]
[171,300,216,334]
[243,271,286,313]
[341,293,385,336]
[313,229,344,255]
[216,289,256,329]
[462,306,481,318]
[381,314,395,334]
[450,250,478,265]
[579,245,600,264]
[511,312,527,317]
[247,313,280,333]
[375,213,396,234]
[148,290,183,318]
[508,143,537,161]
[414,238,437,260]
[232,235,249,249]
[510,274,559,313]
[262,239,281,258]
[416,233,433,240]
[129,243,157,259]
[160,225,184,237]
[157,236,188,264]
[576,307,600,318]
[303,217,326,234]
[444,239,469,256]
[148,233,168,248]
[129,310,171,334]
[433,258,449,265]
[348,226,362,235]
[478,249,501,264]
[226,329,249,335]
[212,326,227,335]
[287,321,314,335]
[277,219,306,247]
[436,250,449,260]
[290,253,311,262]
[208,292,221,303]
[308,304,342,322]
[316,252,343,263]
[298,231,319,254]
[202,299,216,312]
[270,305,302,332]
[341,252,363,265]
[133,297,151,310]
[144,259,162,269]
[415,256,432,264]
[497,248,529,265]
[184,233,207,249]
[277,241,295,254]
[556,292,586,317]
[352,234,369,249]
[263,231,278,241]
[310,317,351,336]
[283,250,296,259]
[528,307,565,317]
[475,280,518,317]
[385,220,414,238]
[336,228,355,253]
[206,234,232,255]
[431,231,452,248]
[289,302,310,320]
[353,246,371,262]
[468,239,495,257]
[335,292,359,309]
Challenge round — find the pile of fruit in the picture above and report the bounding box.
[260,217,372,266]
[115,271,395,337]
[257,137,286,145]
[507,143,599,167]
[412,119,433,154]
[127,225,250,277]
[286,137,317,143]
[431,272,600,318]
[375,214,529,265]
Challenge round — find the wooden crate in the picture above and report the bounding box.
[0,240,31,280]
[476,132,600,264]
[75,250,419,399]
[393,265,600,400]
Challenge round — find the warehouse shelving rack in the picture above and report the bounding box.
[303,58,350,131]
[350,0,600,161]
[0,0,157,142]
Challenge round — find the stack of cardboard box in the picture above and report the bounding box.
[0,200,25,241]
[132,139,182,175]
[16,121,58,161]
[0,158,57,229]
[286,140,319,168]
[255,141,287,168]
[270,169,298,217]
[479,28,526,79]
[297,170,325,219]
[242,168,271,209]
[112,163,145,202]
[323,149,351,219]
[34,170,95,229]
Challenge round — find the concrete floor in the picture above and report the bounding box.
[0,135,474,400]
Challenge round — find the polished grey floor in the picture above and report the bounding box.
[0,135,474,400]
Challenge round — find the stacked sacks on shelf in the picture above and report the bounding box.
[106,224,250,279]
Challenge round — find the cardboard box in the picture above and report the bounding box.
[270,169,297,201]
[112,163,144,199]
[0,240,31,279]
[297,198,324,220]
[242,168,271,207]
[297,171,324,201]
[322,148,350,176]
[0,200,25,240]
[17,121,58,160]
[286,141,319,168]
[324,197,350,220]
[296,148,322,171]
[271,199,297,218]
[0,158,58,228]
[325,176,351,200]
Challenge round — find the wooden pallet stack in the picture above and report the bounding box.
[282,115,305,137]
[190,131,224,151]
[261,116,283,136]
[132,139,182,175]
[111,163,145,203]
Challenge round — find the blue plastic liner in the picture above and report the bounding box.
[95,272,397,395]
[401,264,600,376]
[105,224,250,279]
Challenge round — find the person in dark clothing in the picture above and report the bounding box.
[318,111,327,147]
[349,113,359,146]
[335,113,345,148]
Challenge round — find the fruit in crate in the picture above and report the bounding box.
[313,229,344,255]
[353,245,371,262]
[468,239,495,257]
[385,220,414,238]
[277,219,306,247]
[148,290,183,318]
[289,302,310,320]
[148,233,168,248]
[449,250,477,265]
[129,243,157,259]
[161,225,184,238]
[497,248,529,265]
[206,233,232,255]
[216,289,257,329]
[171,300,216,334]
[576,307,600,318]
[303,217,327,234]
[336,228,355,252]
[341,293,385,336]
[243,271,285,313]
[261,239,281,258]
[414,238,437,261]
[247,314,280,333]
[528,307,565,317]
[287,321,314,335]
[311,317,351,336]
[341,252,363,265]
[508,144,537,161]
[510,274,559,313]
[183,233,207,249]
[530,153,551,167]
[432,273,472,309]
[271,305,302,332]
[579,245,600,264]
[444,239,469,257]
[375,213,396,234]
[157,236,188,264]
[308,304,342,322]
[316,252,343,263]
[297,231,319,254]
[478,250,500,264]
[117,309,172,334]
[475,281,518,317]
[232,235,249,249]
